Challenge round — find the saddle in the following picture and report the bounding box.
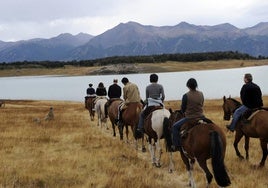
[241,107,268,123]
[144,106,163,120]
[180,117,213,139]
[107,98,123,106]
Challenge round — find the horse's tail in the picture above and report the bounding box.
[163,117,173,152]
[210,131,231,187]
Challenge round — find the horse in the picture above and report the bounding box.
[0,100,5,108]
[142,107,175,172]
[107,99,123,137]
[118,102,145,151]
[164,109,231,187]
[85,96,95,121]
[95,97,108,129]
[222,96,268,167]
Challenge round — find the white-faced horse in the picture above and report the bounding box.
[95,97,108,129]
[142,107,174,172]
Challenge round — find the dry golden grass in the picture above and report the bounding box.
[1,59,268,77]
[0,97,268,187]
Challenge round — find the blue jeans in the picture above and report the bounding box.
[229,105,248,130]
[172,117,188,147]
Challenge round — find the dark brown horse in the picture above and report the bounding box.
[85,96,95,121]
[222,96,268,167]
[143,107,174,171]
[107,99,123,138]
[164,109,231,187]
[118,102,145,150]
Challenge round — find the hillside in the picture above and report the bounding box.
[1,21,268,62]
[1,59,268,77]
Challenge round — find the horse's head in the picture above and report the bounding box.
[222,96,241,121]
[168,109,184,127]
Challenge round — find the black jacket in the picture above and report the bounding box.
[108,84,122,99]
[240,82,263,108]
[96,87,107,96]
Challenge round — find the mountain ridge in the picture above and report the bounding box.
[1,21,268,63]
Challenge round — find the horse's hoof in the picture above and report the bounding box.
[168,169,173,173]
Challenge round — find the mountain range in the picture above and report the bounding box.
[1,21,268,63]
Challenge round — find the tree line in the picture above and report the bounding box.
[0,51,263,70]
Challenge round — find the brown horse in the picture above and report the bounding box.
[85,96,95,121]
[222,96,268,167]
[119,102,145,150]
[164,109,231,187]
[107,99,123,138]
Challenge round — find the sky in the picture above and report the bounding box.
[0,0,268,42]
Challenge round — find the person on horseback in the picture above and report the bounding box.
[84,83,96,108]
[171,78,205,151]
[136,73,165,136]
[115,77,141,124]
[94,82,107,104]
[226,73,263,132]
[87,83,96,96]
[105,79,122,118]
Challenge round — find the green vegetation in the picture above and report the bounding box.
[0,51,259,70]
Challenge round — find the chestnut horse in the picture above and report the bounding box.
[107,99,123,137]
[85,97,95,121]
[222,96,268,167]
[118,102,145,150]
[143,107,174,172]
[164,109,231,187]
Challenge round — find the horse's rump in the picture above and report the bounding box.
[181,123,226,158]
[144,108,170,140]
[122,102,142,125]
[108,100,123,119]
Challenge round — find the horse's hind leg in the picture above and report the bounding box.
[244,136,250,160]
[148,142,156,166]
[168,152,175,173]
[180,153,196,187]
[197,159,213,187]
[112,123,116,137]
[259,139,268,167]
[155,140,162,168]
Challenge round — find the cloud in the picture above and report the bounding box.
[0,0,268,41]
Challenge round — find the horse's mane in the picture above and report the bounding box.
[229,97,241,106]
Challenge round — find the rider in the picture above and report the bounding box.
[226,73,263,132]
[172,78,205,151]
[84,83,96,108]
[104,79,122,118]
[94,82,107,104]
[116,77,141,124]
[136,73,165,137]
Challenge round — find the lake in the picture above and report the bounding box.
[0,66,268,102]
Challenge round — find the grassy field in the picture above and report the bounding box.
[1,61,268,187]
[1,59,268,77]
[0,97,268,187]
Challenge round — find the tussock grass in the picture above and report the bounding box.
[0,97,268,187]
